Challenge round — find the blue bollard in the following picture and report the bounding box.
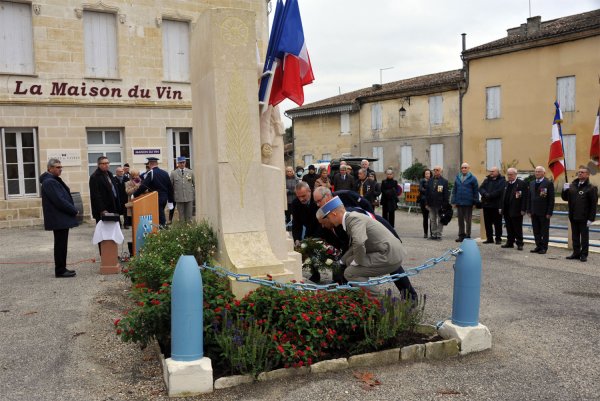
[451,238,482,327]
[135,215,153,254]
[171,255,204,361]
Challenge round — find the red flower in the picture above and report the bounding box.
[137,301,145,307]
[214,307,222,313]
[113,318,121,326]
[234,300,241,307]
[224,303,231,310]
[162,282,169,287]
[316,315,323,322]
[150,299,161,305]
[122,269,128,273]
[301,313,310,322]
[277,345,285,354]
[292,316,297,321]
[116,329,122,335]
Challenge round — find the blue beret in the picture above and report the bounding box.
[320,196,343,217]
[176,156,186,163]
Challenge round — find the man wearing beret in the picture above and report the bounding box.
[134,157,174,226]
[319,197,413,299]
[170,156,195,222]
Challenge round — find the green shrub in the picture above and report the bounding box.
[402,161,427,182]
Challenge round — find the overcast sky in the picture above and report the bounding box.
[273,0,599,126]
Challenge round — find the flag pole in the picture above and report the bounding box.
[554,102,569,184]
[260,59,279,114]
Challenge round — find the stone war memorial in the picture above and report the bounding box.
[192,8,302,298]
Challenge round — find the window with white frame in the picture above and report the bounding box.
[2,128,39,197]
[0,1,34,74]
[371,103,382,131]
[486,139,502,170]
[303,154,313,167]
[372,147,383,172]
[556,76,575,112]
[168,128,193,171]
[321,153,331,161]
[400,145,412,173]
[430,144,444,171]
[340,112,350,134]
[83,11,118,78]
[429,95,443,125]
[86,129,123,175]
[162,19,190,82]
[486,86,501,119]
[562,134,576,171]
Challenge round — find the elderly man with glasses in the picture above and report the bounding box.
[425,166,449,240]
[561,166,598,262]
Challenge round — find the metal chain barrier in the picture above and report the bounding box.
[201,247,462,292]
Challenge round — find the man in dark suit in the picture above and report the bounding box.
[89,156,121,223]
[332,165,355,191]
[290,181,322,282]
[354,168,377,209]
[479,166,505,244]
[133,157,174,226]
[527,166,555,254]
[361,159,377,182]
[114,166,129,228]
[561,166,598,262]
[500,168,528,250]
[302,165,318,191]
[41,158,79,278]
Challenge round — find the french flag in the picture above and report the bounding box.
[259,0,314,108]
[590,107,600,165]
[548,102,565,180]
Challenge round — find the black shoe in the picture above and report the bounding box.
[424,234,428,238]
[538,249,547,254]
[429,236,437,240]
[123,225,130,229]
[580,255,587,262]
[530,248,541,253]
[308,272,321,283]
[55,270,76,278]
[483,240,494,244]
[435,236,442,240]
[566,254,580,260]
[495,240,502,245]
[517,245,523,251]
[501,244,514,249]
[455,237,465,243]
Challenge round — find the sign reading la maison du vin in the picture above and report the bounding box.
[12,80,184,100]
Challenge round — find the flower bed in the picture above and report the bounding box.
[115,222,429,379]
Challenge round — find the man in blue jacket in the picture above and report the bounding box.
[451,163,479,242]
[40,158,79,278]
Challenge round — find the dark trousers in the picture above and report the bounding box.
[53,229,69,275]
[392,265,418,302]
[168,202,176,223]
[158,200,167,226]
[531,214,550,250]
[285,203,292,224]
[382,205,395,228]
[504,213,524,246]
[456,205,474,238]
[570,219,589,257]
[420,203,429,236]
[483,208,503,241]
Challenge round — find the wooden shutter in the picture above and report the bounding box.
[429,95,443,125]
[486,139,502,170]
[486,86,501,119]
[0,1,34,74]
[162,20,190,81]
[84,11,118,78]
[556,76,575,112]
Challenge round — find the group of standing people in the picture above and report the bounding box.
[40,155,196,278]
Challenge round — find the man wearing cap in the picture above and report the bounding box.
[170,156,195,222]
[134,157,174,226]
[302,165,318,191]
[320,197,413,298]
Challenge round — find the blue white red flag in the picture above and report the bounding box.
[590,107,600,165]
[548,101,565,180]
[259,0,314,108]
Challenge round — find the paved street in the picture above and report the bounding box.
[1,212,599,400]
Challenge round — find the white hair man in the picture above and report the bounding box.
[526,166,554,254]
[500,167,528,250]
[450,162,479,242]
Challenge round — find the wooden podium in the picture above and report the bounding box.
[130,192,159,256]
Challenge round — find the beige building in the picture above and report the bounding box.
[462,10,600,184]
[286,70,463,180]
[0,0,269,228]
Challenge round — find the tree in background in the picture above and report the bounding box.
[402,161,427,182]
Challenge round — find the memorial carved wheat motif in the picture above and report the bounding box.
[225,71,254,208]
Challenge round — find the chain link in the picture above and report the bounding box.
[201,247,462,292]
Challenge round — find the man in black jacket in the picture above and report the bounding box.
[302,165,318,191]
[89,156,121,223]
[561,166,598,262]
[291,181,322,282]
[332,165,355,191]
[426,166,449,240]
[479,166,505,244]
[527,166,555,254]
[500,168,528,250]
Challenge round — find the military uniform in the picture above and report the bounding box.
[134,165,174,226]
[170,167,195,222]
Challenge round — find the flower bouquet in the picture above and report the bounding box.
[295,238,342,276]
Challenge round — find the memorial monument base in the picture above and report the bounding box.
[100,240,121,275]
[438,320,492,355]
[162,357,213,397]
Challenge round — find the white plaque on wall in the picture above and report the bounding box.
[46,149,81,166]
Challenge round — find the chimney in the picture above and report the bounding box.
[527,16,542,35]
[507,23,527,37]
[372,84,382,90]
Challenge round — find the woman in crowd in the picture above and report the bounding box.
[380,169,399,227]
[314,167,331,190]
[419,169,432,238]
[285,166,299,224]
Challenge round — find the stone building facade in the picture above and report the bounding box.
[462,10,600,184]
[286,70,463,180]
[0,0,269,227]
